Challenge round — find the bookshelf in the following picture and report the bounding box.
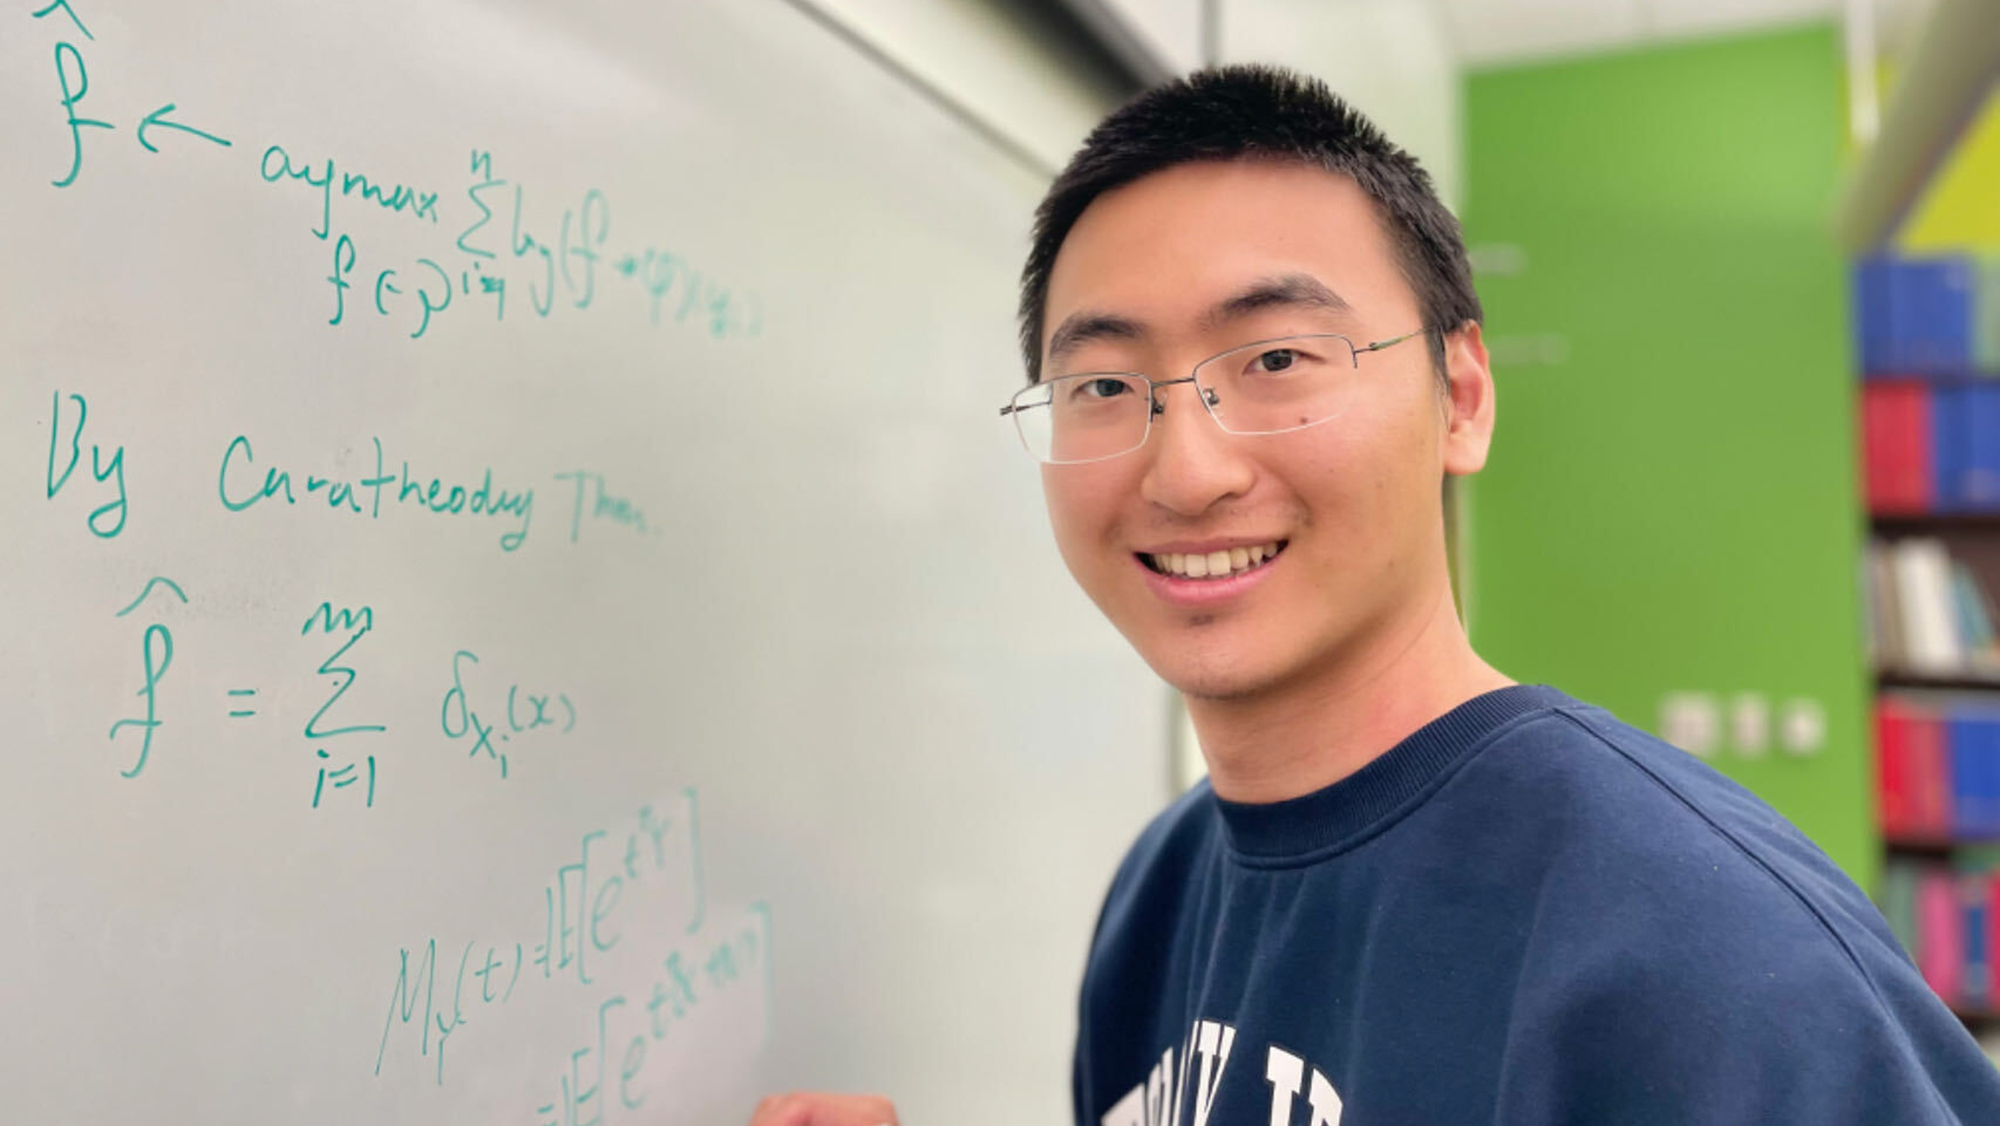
[1859,258,2000,1034]
[1843,0,2000,1045]
[1880,671,2000,692]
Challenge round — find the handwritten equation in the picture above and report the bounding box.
[373,791,773,1122]
[18,4,781,1110]
[101,576,580,807]
[26,0,765,344]
[442,649,577,782]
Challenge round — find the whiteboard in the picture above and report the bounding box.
[0,2,1167,1121]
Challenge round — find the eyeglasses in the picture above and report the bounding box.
[999,329,1427,465]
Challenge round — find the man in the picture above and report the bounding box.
[752,65,2000,1125]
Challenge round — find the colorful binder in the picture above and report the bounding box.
[1861,381,1934,513]
[1920,867,1967,1003]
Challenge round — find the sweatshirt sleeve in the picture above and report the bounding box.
[1493,871,2000,1124]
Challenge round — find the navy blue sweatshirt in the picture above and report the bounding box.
[1074,684,2000,1125]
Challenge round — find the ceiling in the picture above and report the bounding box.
[1063,0,1941,77]
[1430,0,1934,70]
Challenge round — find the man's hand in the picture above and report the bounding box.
[748,1092,899,1126]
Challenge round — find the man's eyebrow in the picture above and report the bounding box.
[1043,274,1351,367]
[1045,312,1148,366]
[1201,274,1355,329]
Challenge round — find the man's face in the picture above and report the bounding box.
[1037,159,1489,701]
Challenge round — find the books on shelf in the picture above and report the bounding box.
[1919,866,1966,1000]
[1877,695,2000,841]
[1862,381,2000,513]
[1856,252,2000,514]
[1862,381,1934,512]
[1854,253,2000,378]
[1940,383,2000,511]
[1879,696,1953,839]
[1856,252,2000,1033]
[1866,537,2000,674]
[1953,709,2000,838]
[1983,255,2000,376]
[1882,854,2000,1014]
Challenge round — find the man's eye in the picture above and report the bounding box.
[1075,377,1132,400]
[1252,349,1301,373]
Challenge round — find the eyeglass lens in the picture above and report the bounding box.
[1008,335,1361,464]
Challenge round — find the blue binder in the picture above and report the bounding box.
[1949,709,2000,838]
[1855,257,1893,376]
[1935,383,1972,511]
[1965,385,2000,510]
[1966,880,1991,1006]
[1901,257,1976,376]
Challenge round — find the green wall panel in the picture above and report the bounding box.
[1462,24,1875,886]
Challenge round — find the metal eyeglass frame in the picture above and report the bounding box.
[998,328,1429,465]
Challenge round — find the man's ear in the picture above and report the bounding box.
[1440,321,1495,477]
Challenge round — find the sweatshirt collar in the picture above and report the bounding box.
[1212,684,1573,861]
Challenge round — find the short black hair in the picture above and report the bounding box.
[1018,64,1481,388]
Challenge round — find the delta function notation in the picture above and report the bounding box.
[102,578,580,808]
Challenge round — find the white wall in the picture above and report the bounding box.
[804,0,1463,212]
[1220,0,1464,211]
[1054,0,1465,211]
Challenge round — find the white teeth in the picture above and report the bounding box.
[1150,541,1282,578]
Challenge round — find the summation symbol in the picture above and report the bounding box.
[302,601,386,808]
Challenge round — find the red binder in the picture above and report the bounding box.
[1881,698,1952,840]
[1863,381,1935,514]
[1912,704,1953,840]
[1989,873,2000,1011]
[1879,698,1919,838]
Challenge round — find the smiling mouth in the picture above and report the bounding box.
[1140,541,1288,579]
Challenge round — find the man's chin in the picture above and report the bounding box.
[1147,650,1287,704]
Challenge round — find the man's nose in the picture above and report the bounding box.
[1138,379,1255,516]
